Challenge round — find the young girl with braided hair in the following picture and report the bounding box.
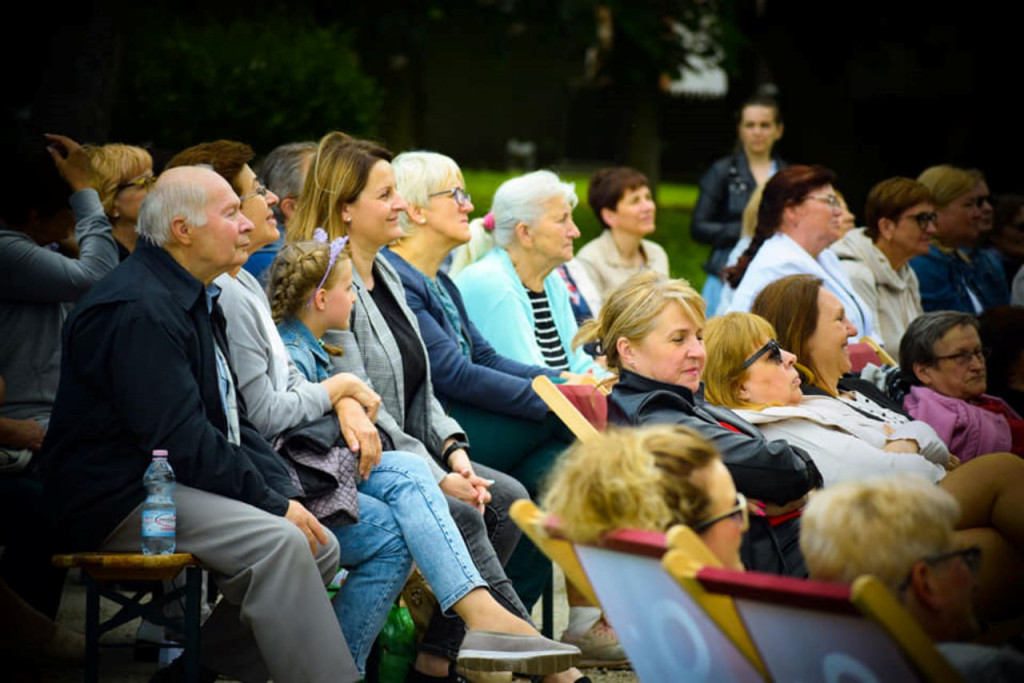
[269,231,355,383]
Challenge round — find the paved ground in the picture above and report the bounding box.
[21,566,638,683]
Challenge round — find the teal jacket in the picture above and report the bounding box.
[454,247,603,376]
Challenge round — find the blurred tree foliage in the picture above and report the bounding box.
[111,11,379,153]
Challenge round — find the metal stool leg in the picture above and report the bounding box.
[182,566,202,682]
[541,569,554,638]
[84,576,100,683]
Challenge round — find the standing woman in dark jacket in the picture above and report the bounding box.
[691,95,786,314]
[574,271,820,577]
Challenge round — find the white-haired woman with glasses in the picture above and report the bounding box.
[452,170,605,377]
[383,151,579,606]
[900,311,1023,461]
[831,177,934,352]
[723,165,876,341]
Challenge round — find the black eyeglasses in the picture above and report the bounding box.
[239,179,269,204]
[898,546,981,593]
[692,493,749,533]
[903,211,938,230]
[429,187,472,208]
[117,174,157,192]
[933,347,989,367]
[741,339,783,370]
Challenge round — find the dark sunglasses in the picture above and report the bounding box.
[742,339,783,370]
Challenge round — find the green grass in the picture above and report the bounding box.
[462,169,708,289]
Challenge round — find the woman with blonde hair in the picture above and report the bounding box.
[911,165,1008,312]
[576,270,820,576]
[543,425,746,570]
[287,132,584,682]
[84,143,154,259]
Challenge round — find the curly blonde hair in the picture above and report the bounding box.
[266,241,350,354]
[574,270,705,376]
[540,425,720,544]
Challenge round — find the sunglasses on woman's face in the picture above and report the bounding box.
[742,339,783,370]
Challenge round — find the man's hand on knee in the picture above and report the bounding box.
[285,500,329,556]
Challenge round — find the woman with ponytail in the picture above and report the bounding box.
[722,165,877,343]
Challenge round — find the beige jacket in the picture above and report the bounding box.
[576,230,670,311]
[831,228,922,353]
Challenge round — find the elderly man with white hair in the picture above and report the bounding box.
[39,165,358,682]
[800,475,1024,681]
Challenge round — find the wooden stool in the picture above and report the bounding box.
[53,552,202,683]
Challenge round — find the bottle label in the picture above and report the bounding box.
[142,509,176,538]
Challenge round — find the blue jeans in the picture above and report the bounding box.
[358,451,487,610]
[331,451,491,671]
[330,492,412,674]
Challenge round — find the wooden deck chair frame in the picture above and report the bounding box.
[531,375,602,443]
[661,526,768,677]
[509,499,600,605]
[688,562,963,682]
[860,335,897,366]
[575,527,766,681]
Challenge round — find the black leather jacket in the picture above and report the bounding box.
[691,150,786,276]
[609,370,822,505]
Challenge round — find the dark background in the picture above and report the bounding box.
[3,1,1019,214]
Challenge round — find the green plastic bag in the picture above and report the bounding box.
[377,603,417,683]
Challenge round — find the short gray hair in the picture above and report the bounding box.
[491,170,578,248]
[136,168,209,246]
[899,311,980,385]
[392,150,463,234]
[259,141,316,200]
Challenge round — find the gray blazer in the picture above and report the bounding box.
[324,253,463,482]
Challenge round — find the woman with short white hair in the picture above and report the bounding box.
[453,170,604,376]
[384,152,579,615]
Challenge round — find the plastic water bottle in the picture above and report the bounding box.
[142,449,176,555]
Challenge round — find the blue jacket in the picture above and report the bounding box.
[39,241,296,551]
[383,248,557,421]
[910,245,1009,313]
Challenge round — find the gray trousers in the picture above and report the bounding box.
[101,484,359,683]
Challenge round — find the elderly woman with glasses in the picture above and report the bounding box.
[901,311,1023,461]
[722,165,876,341]
[383,151,580,615]
[452,170,604,377]
[84,143,155,259]
[831,177,934,352]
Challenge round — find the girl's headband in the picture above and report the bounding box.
[306,227,349,308]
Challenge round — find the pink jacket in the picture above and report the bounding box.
[904,386,1015,462]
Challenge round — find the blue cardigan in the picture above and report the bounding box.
[454,247,605,377]
[383,248,557,421]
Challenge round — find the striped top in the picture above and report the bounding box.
[527,288,569,371]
